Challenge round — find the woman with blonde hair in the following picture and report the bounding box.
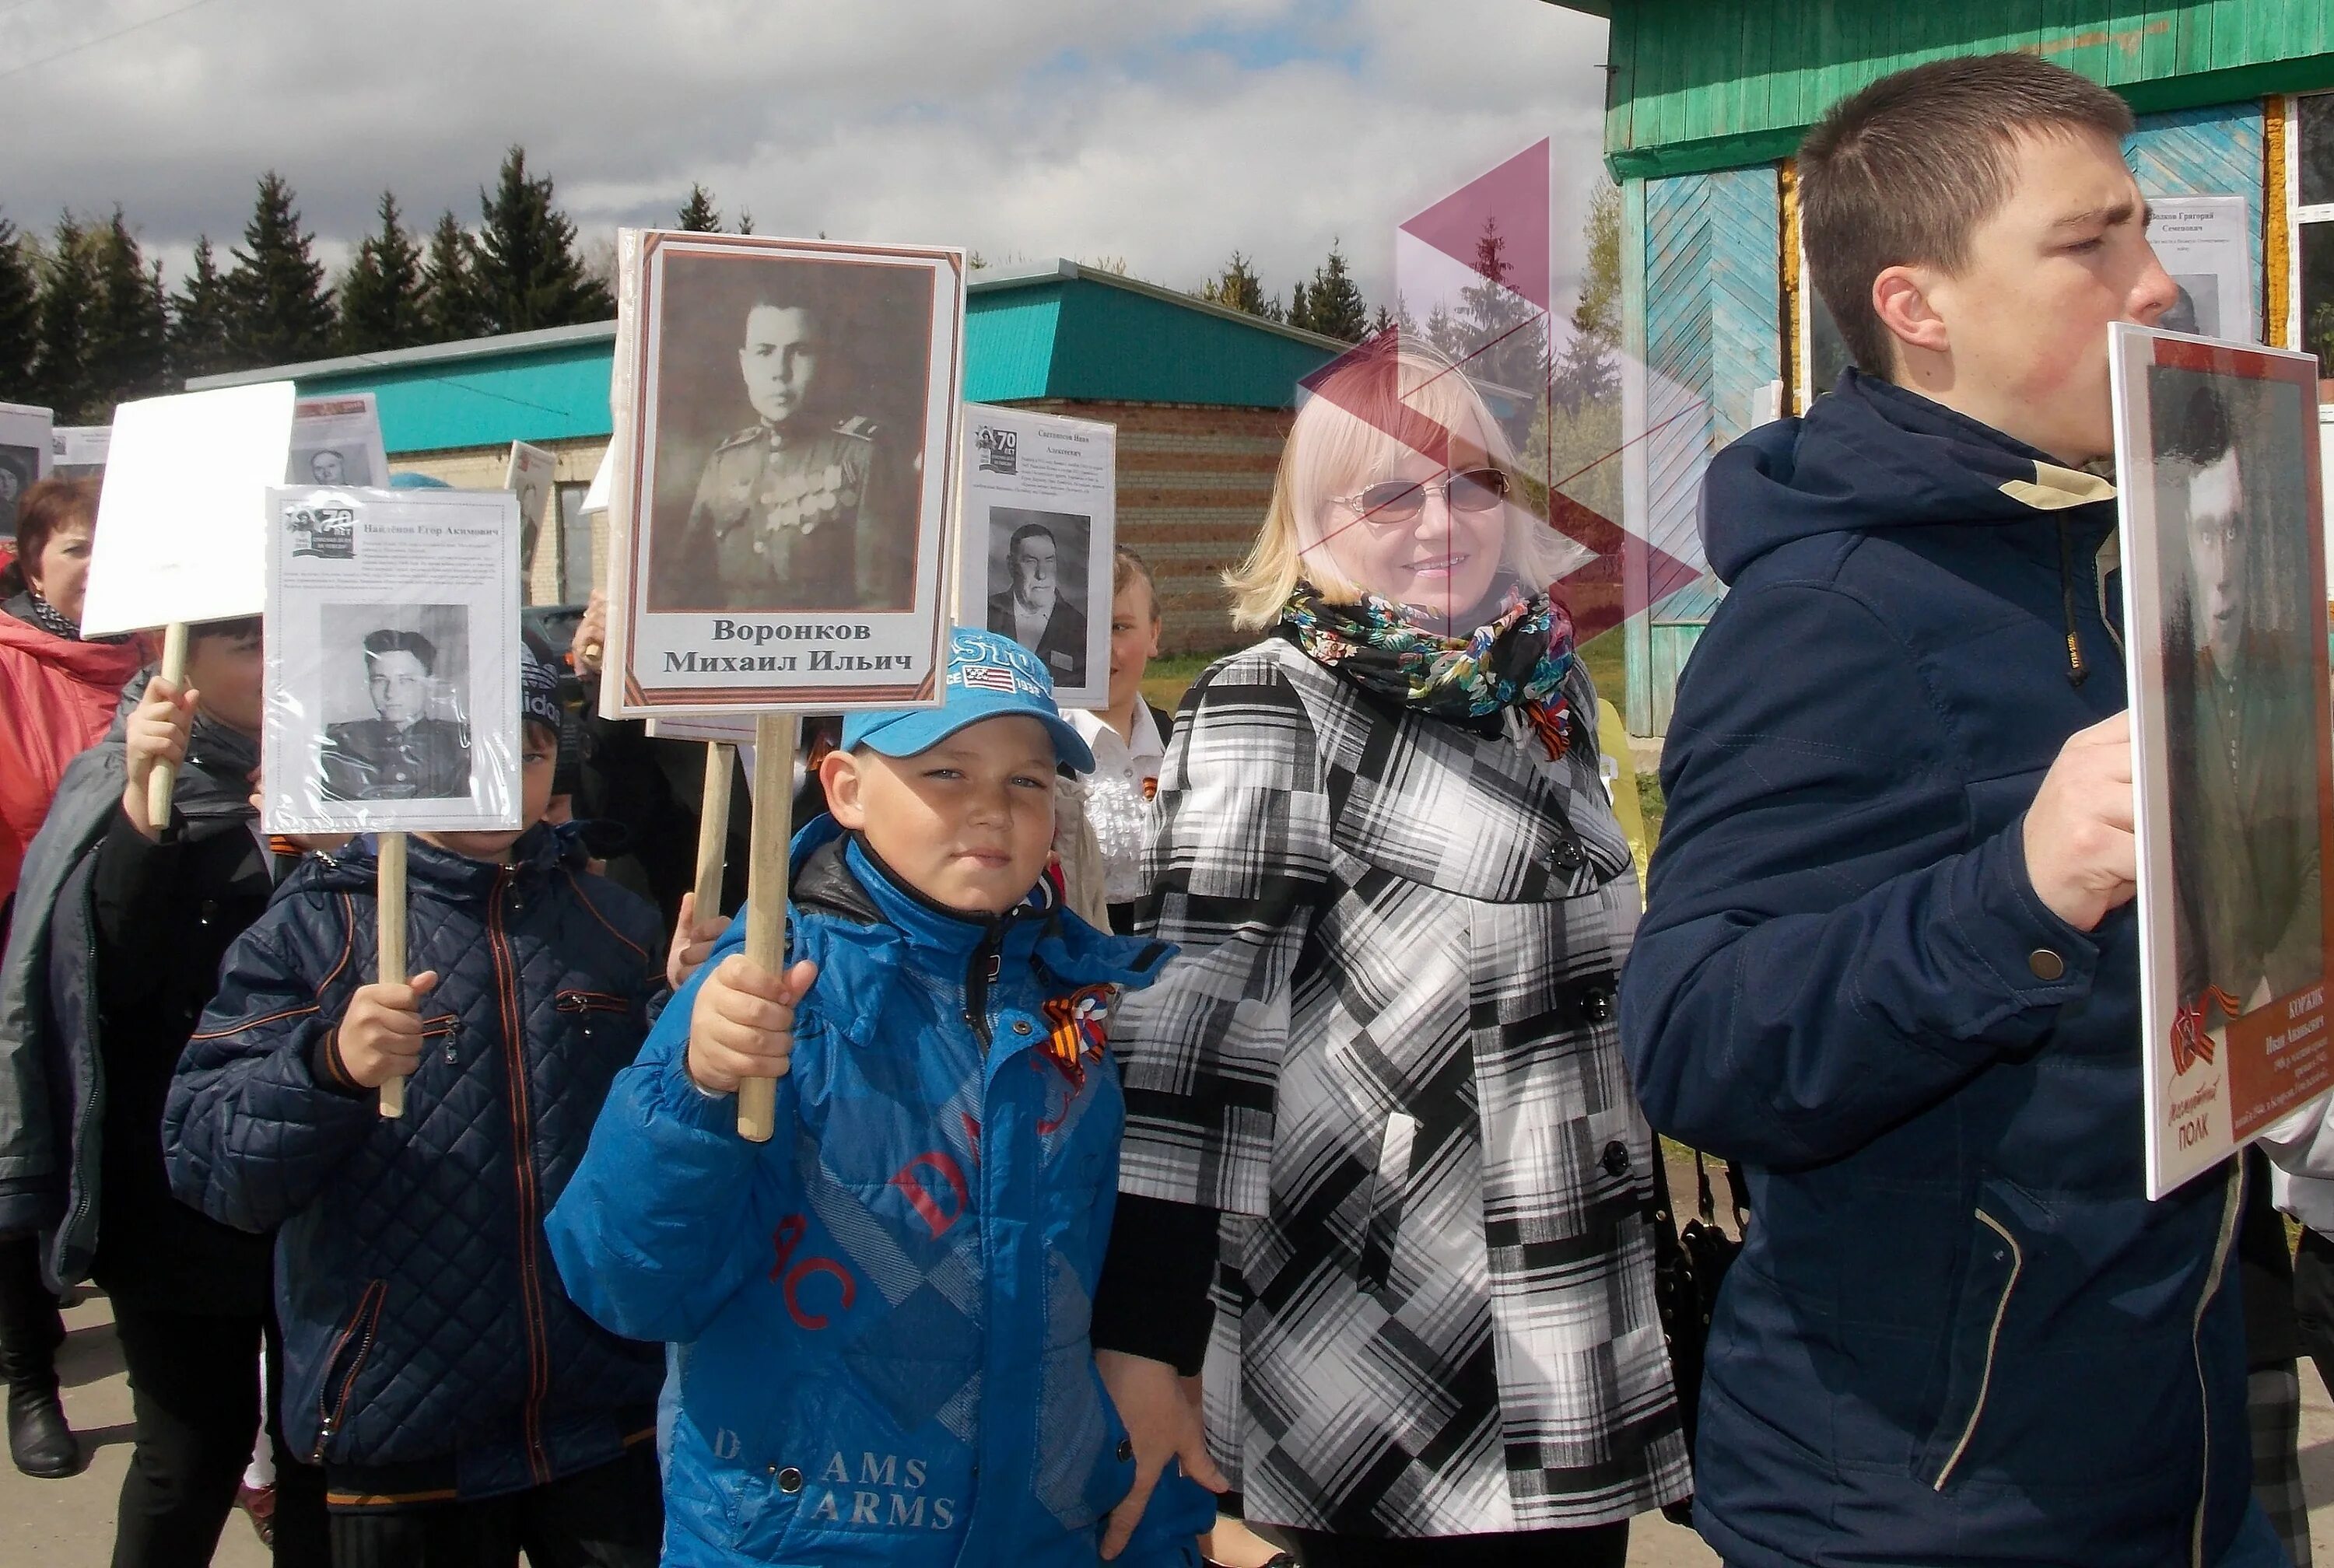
[1088,341,1687,1566]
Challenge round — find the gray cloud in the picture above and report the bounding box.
[0,0,1612,313]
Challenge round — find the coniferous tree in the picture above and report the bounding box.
[223,172,335,367]
[86,208,170,413]
[419,211,494,343]
[736,209,755,236]
[169,236,234,384]
[676,184,722,233]
[1286,278,1312,334]
[1199,251,1280,320]
[0,214,38,402]
[1453,219,1547,394]
[473,146,613,333]
[31,215,97,423]
[337,191,428,353]
[1300,241,1368,343]
[1550,180,1621,415]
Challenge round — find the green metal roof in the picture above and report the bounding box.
[1564,0,2334,180]
[187,261,1344,455]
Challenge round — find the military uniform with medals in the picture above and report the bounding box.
[319,718,472,803]
[681,416,909,611]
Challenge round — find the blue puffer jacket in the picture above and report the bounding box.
[165,826,668,1502]
[547,819,1211,1567]
[1621,372,2250,1568]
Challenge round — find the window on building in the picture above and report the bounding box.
[2296,91,2334,376]
[555,481,594,606]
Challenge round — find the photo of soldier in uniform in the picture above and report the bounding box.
[0,446,35,535]
[643,250,930,615]
[983,508,1090,688]
[317,606,474,802]
[2154,370,2325,1031]
[296,446,371,488]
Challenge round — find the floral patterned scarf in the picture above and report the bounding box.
[1281,579,1577,758]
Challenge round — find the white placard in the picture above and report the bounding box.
[0,401,54,537]
[80,383,295,637]
[263,486,524,835]
[601,229,965,716]
[2109,324,2334,1198]
[2144,198,2255,345]
[958,403,1116,708]
[49,425,110,481]
[289,393,392,488]
[583,445,613,514]
[506,440,559,576]
[644,713,759,744]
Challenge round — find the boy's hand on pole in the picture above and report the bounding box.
[667,891,730,992]
[1096,1349,1229,1560]
[120,676,196,841]
[2021,710,2137,933]
[685,954,816,1097]
[337,971,440,1089]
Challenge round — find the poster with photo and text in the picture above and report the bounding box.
[957,403,1115,708]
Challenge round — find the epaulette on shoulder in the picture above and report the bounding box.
[831,415,879,443]
[713,425,766,453]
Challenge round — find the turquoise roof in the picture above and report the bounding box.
[188,261,1344,455]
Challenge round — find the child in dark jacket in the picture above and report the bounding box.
[546,629,1217,1567]
[165,648,668,1567]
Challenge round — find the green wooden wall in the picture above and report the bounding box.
[1604,0,2334,178]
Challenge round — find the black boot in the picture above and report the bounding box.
[6,1374,77,1478]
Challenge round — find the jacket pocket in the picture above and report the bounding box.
[312,1279,388,1464]
[555,990,632,1017]
[1356,1110,1418,1294]
[1913,1209,2022,1490]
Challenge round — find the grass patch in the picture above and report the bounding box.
[1140,649,1240,716]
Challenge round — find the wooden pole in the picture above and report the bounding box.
[736,715,796,1143]
[693,742,734,919]
[145,622,188,831]
[377,831,408,1119]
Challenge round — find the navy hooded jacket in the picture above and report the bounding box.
[164,826,668,1504]
[1619,372,2250,1568]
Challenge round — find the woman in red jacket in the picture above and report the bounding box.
[0,476,143,1479]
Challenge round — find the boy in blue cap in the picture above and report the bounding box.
[547,628,1218,1567]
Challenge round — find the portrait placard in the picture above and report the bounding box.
[958,403,1115,708]
[0,401,54,537]
[289,394,391,489]
[49,425,110,482]
[2110,324,2334,1197]
[2143,198,2255,344]
[263,486,524,835]
[600,229,965,716]
[506,439,559,579]
[80,383,295,638]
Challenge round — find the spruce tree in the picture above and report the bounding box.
[473,146,614,334]
[1453,219,1547,394]
[1286,278,1312,334]
[223,172,336,367]
[31,215,97,423]
[169,236,234,384]
[1301,241,1368,343]
[419,212,495,343]
[1550,180,1621,414]
[676,184,722,233]
[86,208,170,414]
[0,214,37,402]
[338,191,428,353]
[1199,252,1280,320]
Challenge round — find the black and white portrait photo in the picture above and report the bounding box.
[317,604,474,803]
[642,247,937,615]
[0,446,37,536]
[294,444,373,488]
[984,508,1092,689]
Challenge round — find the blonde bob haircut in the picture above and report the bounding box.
[1222,338,1564,631]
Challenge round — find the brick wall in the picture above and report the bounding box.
[1016,400,1288,657]
[391,436,608,605]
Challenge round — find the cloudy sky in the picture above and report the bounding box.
[0,0,1614,316]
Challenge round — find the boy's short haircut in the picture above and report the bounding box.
[1111,545,1161,621]
[1799,53,2133,382]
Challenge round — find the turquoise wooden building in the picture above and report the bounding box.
[1548,0,2334,734]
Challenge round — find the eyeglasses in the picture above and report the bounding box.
[1335,467,1510,525]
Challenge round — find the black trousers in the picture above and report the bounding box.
[2293,1225,2334,1400]
[326,1444,662,1568]
[0,1231,64,1377]
[1284,1522,1628,1567]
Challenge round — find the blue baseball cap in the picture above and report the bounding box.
[840,628,1095,773]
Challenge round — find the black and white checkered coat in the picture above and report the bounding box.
[1113,635,1691,1537]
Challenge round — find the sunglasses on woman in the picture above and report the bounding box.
[1337,466,1511,525]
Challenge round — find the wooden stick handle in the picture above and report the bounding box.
[737,716,797,1143]
[377,832,408,1120]
[693,742,734,920]
[146,623,188,831]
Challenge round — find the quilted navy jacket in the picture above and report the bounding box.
[547,819,1212,1566]
[164,825,668,1502]
[1620,373,2250,1568]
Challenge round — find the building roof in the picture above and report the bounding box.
[187,259,1347,456]
[1543,0,2334,180]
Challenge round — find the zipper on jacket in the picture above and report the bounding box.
[2191,1162,2244,1568]
[485,869,554,1486]
[312,1280,388,1463]
[1932,1209,2023,1492]
[962,926,1005,1049]
[2056,518,2089,687]
[552,991,630,1015]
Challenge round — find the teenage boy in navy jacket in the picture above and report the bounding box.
[1621,54,2287,1568]
[166,649,668,1566]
